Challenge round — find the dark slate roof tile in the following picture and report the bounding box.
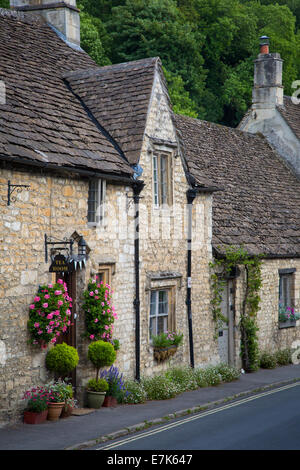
[0,9,133,178]
[174,114,300,256]
[64,57,159,165]
[277,96,300,141]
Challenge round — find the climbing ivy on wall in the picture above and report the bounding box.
[209,245,263,372]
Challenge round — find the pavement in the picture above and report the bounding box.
[1,363,300,451]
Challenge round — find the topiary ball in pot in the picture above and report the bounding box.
[88,340,116,381]
[46,342,79,379]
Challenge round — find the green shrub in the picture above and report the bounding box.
[165,366,198,392]
[88,340,116,380]
[86,378,109,392]
[259,351,277,369]
[45,343,79,378]
[201,366,222,386]
[141,375,182,400]
[215,363,241,382]
[120,380,147,404]
[274,349,292,366]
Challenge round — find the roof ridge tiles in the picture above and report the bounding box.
[0,7,43,24]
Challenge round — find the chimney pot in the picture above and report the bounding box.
[259,35,270,54]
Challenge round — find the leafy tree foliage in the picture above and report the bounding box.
[3,0,299,125]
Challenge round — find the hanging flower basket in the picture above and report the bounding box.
[153,345,178,363]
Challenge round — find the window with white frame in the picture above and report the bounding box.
[152,153,173,207]
[87,179,106,225]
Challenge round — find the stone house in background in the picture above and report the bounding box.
[238,36,300,179]
[0,2,300,425]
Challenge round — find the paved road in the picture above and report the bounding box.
[96,383,300,451]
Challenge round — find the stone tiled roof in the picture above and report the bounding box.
[64,57,160,165]
[0,9,133,178]
[277,96,300,141]
[174,114,300,257]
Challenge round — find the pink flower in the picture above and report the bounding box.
[29,304,35,310]
[104,325,109,330]
[57,300,63,306]
[48,284,53,288]
[51,337,57,344]
[95,296,99,300]
[43,303,48,308]
[34,322,39,328]
[89,291,94,296]
[47,313,53,319]
[34,296,40,302]
[37,330,43,335]
[62,326,67,332]
[94,318,99,323]
[44,294,50,299]
[89,335,95,340]
[101,302,105,307]
[57,279,63,284]
[66,309,71,316]
[54,290,62,296]
[95,290,98,294]
[49,321,55,325]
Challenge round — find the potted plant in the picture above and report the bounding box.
[151,331,183,363]
[278,304,300,328]
[86,340,116,408]
[82,277,118,343]
[45,342,79,380]
[86,378,108,408]
[46,380,70,421]
[100,365,126,407]
[27,279,73,348]
[22,386,50,424]
[61,383,77,418]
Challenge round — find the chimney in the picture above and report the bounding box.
[10,1,80,48]
[252,36,283,109]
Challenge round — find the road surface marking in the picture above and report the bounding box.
[97,381,300,450]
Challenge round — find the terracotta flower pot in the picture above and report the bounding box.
[102,395,118,407]
[47,402,64,421]
[24,409,48,425]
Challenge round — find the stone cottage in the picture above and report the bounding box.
[0,2,217,424]
[174,37,300,368]
[1,1,299,425]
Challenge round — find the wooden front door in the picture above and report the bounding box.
[56,271,77,388]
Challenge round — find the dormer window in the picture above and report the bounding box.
[87,179,106,225]
[153,153,173,207]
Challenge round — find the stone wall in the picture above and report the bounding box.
[136,68,218,375]
[232,258,300,368]
[0,166,136,424]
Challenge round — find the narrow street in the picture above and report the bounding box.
[96,383,300,451]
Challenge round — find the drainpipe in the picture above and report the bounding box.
[186,188,197,368]
[132,180,145,382]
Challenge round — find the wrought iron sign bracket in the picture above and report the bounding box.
[7,180,30,206]
[44,234,74,263]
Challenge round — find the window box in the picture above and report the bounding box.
[278,319,296,329]
[153,344,177,363]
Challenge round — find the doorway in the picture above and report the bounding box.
[218,280,235,365]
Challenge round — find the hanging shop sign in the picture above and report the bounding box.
[49,254,71,273]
